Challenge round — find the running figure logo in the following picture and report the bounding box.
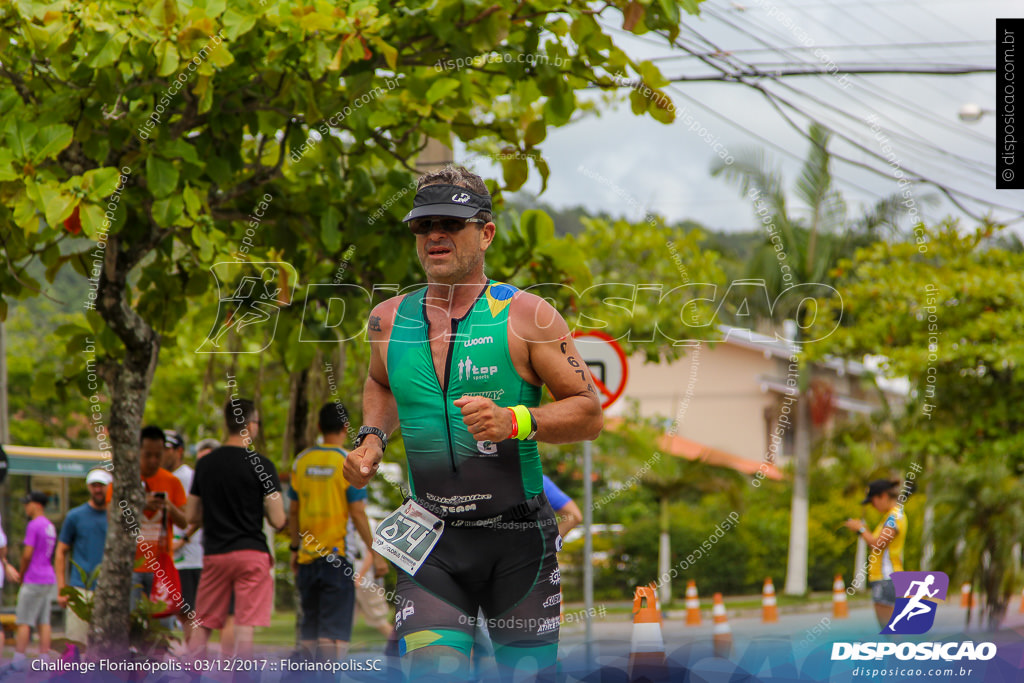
[197,262,296,354]
[884,571,949,635]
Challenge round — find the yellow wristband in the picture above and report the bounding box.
[511,405,532,441]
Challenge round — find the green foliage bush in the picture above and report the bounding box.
[558,478,871,603]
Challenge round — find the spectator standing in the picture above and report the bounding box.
[188,398,285,660]
[289,402,385,661]
[55,469,112,644]
[106,426,187,609]
[163,429,203,642]
[190,438,239,656]
[8,492,58,672]
[845,479,908,629]
[0,510,21,655]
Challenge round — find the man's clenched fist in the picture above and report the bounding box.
[344,443,384,488]
[453,396,516,443]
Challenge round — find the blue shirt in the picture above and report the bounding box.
[543,475,572,513]
[59,503,108,589]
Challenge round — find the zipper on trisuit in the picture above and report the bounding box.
[440,317,460,473]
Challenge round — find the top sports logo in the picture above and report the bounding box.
[883,571,949,635]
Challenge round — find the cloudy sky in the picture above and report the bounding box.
[458,0,1019,234]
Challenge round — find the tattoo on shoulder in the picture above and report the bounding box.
[368,315,382,332]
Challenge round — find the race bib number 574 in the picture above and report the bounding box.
[372,499,444,575]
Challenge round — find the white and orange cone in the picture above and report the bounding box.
[711,592,732,658]
[685,579,702,626]
[832,575,849,619]
[761,577,778,623]
[961,583,972,608]
[629,585,667,681]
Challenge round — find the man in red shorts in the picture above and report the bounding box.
[187,398,286,659]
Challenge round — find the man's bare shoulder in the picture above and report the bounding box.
[509,289,570,344]
[368,295,406,340]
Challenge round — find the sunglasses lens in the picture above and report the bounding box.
[410,219,467,234]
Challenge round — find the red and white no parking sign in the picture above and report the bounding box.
[572,330,628,410]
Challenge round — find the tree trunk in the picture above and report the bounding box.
[784,374,811,596]
[852,538,867,591]
[88,236,161,657]
[89,352,156,655]
[658,495,671,606]
[921,479,935,571]
[293,368,310,456]
[283,369,310,464]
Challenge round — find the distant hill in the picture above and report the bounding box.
[506,193,764,280]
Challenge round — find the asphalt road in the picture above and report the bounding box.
[551,599,1024,682]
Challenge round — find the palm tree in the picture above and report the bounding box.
[710,124,926,595]
[929,454,1024,631]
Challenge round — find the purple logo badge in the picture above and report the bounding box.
[883,571,949,634]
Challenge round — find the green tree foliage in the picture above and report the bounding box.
[811,221,1024,629]
[570,217,725,361]
[710,124,921,596]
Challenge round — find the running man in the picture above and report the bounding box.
[845,479,907,629]
[344,164,603,681]
[887,574,938,631]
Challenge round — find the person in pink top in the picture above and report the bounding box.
[7,492,58,672]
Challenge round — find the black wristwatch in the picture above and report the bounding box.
[526,409,538,441]
[354,426,388,452]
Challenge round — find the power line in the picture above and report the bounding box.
[700,5,995,182]
[650,21,1022,222]
[596,5,1019,223]
[730,0,1006,9]
[662,66,994,80]
[707,0,994,145]
[649,39,991,60]
[807,0,992,103]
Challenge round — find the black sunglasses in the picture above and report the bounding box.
[409,217,485,235]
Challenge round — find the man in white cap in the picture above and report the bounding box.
[55,468,112,644]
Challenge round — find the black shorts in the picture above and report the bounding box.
[870,579,897,606]
[178,568,202,615]
[394,502,561,662]
[297,557,356,642]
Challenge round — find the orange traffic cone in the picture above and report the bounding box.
[960,583,971,607]
[761,578,778,623]
[832,575,849,619]
[685,579,702,626]
[711,592,732,658]
[629,585,667,681]
[1019,587,1024,614]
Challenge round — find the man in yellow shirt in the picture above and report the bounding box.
[289,403,387,661]
[845,479,907,629]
